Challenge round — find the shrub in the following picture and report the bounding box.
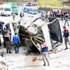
[49,0,63,7]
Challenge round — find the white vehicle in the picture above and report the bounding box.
[0,4,12,16]
[18,14,63,53]
[23,2,39,11]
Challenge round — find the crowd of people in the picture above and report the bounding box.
[40,10,70,66]
[0,11,24,54]
[41,9,69,27]
[0,20,20,54]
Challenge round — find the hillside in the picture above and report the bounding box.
[0,0,70,8]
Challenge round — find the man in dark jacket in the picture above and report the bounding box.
[20,11,24,18]
[4,31,12,53]
[0,20,4,30]
[63,27,69,50]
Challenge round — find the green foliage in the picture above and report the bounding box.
[49,0,63,7]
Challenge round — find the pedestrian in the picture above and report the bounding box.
[64,12,69,27]
[3,24,11,48]
[4,31,12,53]
[56,11,61,18]
[20,11,24,18]
[9,29,11,41]
[0,20,4,30]
[13,33,20,53]
[12,13,15,20]
[41,42,50,66]
[61,11,64,21]
[63,27,69,50]
[47,11,51,18]
[3,28,6,48]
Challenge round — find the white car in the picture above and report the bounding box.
[0,4,12,16]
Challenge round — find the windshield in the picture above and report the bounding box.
[4,8,11,11]
[12,6,17,8]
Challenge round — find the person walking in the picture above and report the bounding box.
[13,33,20,53]
[41,42,50,66]
[63,27,69,50]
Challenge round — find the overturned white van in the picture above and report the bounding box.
[18,14,63,53]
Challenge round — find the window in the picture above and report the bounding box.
[12,7,17,9]
[4,8,11,11]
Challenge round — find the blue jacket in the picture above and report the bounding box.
[13,35,20,43]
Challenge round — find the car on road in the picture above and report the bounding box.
[0,4,12,16]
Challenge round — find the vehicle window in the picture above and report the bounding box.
[12,7,17,8]
[4,8,11,11]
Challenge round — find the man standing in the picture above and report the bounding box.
[4,31,11,53]
[63,27,69,50]
[0,20,4,30]
[20,11,24,18]
[12,13,15,20]
[64,12,69,27]
[13,33,20,53]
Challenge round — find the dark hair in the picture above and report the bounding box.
[15,33,17,35]
[63,26,66,28]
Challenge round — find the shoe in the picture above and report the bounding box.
[9,51,12,53]
[48,63,50,66]
[43,63,46,66]
[7,51,8,53]
[64,48,68,50]
[15,51,19,54]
